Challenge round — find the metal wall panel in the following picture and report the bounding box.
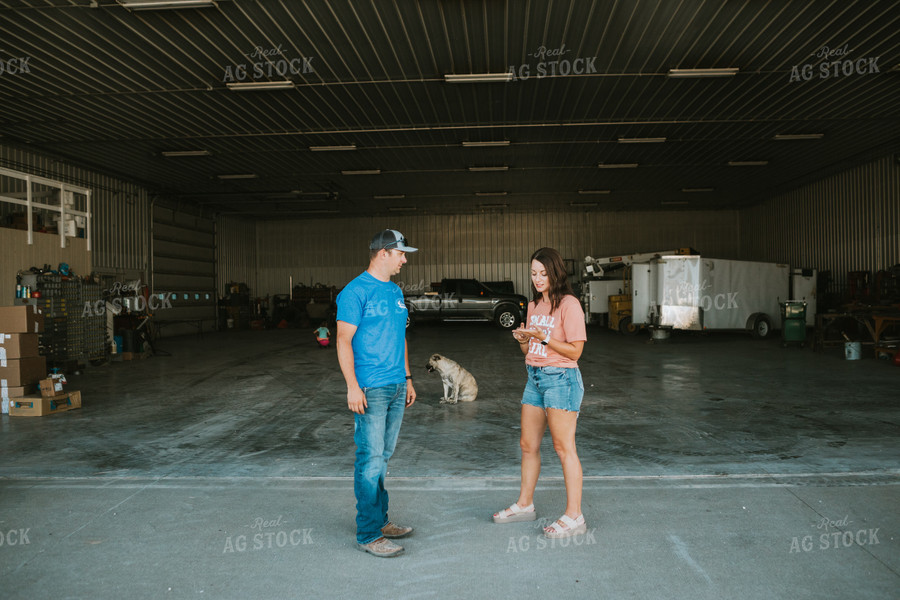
[740,155,900,294]
[215,214,258,297]
[249,210,741,298]
[0,143,149,276]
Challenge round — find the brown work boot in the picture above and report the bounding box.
[357,536,404,557]
[381,521,414,539]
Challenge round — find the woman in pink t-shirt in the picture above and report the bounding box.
[492,247,588,538]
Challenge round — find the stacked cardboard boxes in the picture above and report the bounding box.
[11,376,81,417]
[1,306,46,414]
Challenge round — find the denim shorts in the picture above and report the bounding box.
[522,365,584,413]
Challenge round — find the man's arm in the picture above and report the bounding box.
[404,338,416,407]
[337,320,367,414]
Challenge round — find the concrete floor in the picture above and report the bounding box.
[1,324,897,599]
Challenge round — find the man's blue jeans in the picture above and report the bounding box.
[354,383,406,544]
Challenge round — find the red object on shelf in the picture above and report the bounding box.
[31,291,42,298]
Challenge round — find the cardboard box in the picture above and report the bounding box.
[0,306,45,334]
[1,383,37,399]
[9,393,75,417]
[2,382,37,412]
[121,352,134,361]
[68,390,82,409]
[0,356,47,387]
[39,377,66,398]
[0,333,40,362]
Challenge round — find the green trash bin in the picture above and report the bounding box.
[780,301,807,348]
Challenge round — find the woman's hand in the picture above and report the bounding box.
[521,327,546,340]
[512,325,530,343]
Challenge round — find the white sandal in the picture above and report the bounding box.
[543,514,586,538]
[492,502,536,523]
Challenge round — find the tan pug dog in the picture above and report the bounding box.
[425,354,478,404]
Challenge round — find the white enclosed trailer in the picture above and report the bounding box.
[581,249,692,325]
[631,256,812,338]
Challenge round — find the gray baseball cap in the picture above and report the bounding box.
[369,229,418,252]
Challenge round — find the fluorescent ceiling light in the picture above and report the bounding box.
[617,137,666,144]
[217,173,258,180]
[117,0,216,10]
[772,133,824,140]
[388,206,417,212]
[309,145,356,152]
[161,150,211,157]
[728,160,769,166]
[226,81,295,91]
[682,188,714,193]
[578,189,611,195]
[461,140,510,148]
[479,203,508,208]
[667,68,739,78]
[468,166,509,172]
[598,163,639,169]
[474,191,508,197]
[266,190,305,199]
[374,194,406,200]
[570,202,598,207]
[445,73,513,83]
[341,169,381,175]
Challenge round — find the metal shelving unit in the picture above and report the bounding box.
[16,273,106,367]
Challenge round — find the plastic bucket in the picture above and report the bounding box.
[226,318,235,329]
[844,341,861,360]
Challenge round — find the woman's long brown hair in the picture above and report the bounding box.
[530,247,575,313]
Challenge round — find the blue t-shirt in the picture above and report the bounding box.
[336,271,408,388]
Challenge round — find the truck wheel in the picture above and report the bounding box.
[751,314,772,339]
[495,306,521,329]
[618,316,639,335]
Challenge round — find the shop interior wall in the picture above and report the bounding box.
[0,143,150,286]
[0,229,91,307]
[739,153,899,303]
[235,209,741,299]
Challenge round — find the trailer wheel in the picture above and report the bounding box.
[751,313,772,339]
[618,316,640,335]
[494,305,521,330]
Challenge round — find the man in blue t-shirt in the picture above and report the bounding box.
[336,229,418,558]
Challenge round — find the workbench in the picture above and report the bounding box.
[814,310,900,357]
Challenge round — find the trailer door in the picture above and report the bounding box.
[631,263,654,324]
[659,256,702,330]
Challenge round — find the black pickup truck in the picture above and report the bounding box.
[404,279,528,329]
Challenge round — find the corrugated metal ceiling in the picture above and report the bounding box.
[0,0,897,216]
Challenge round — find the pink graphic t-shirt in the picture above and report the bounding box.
[525,294,587,368]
